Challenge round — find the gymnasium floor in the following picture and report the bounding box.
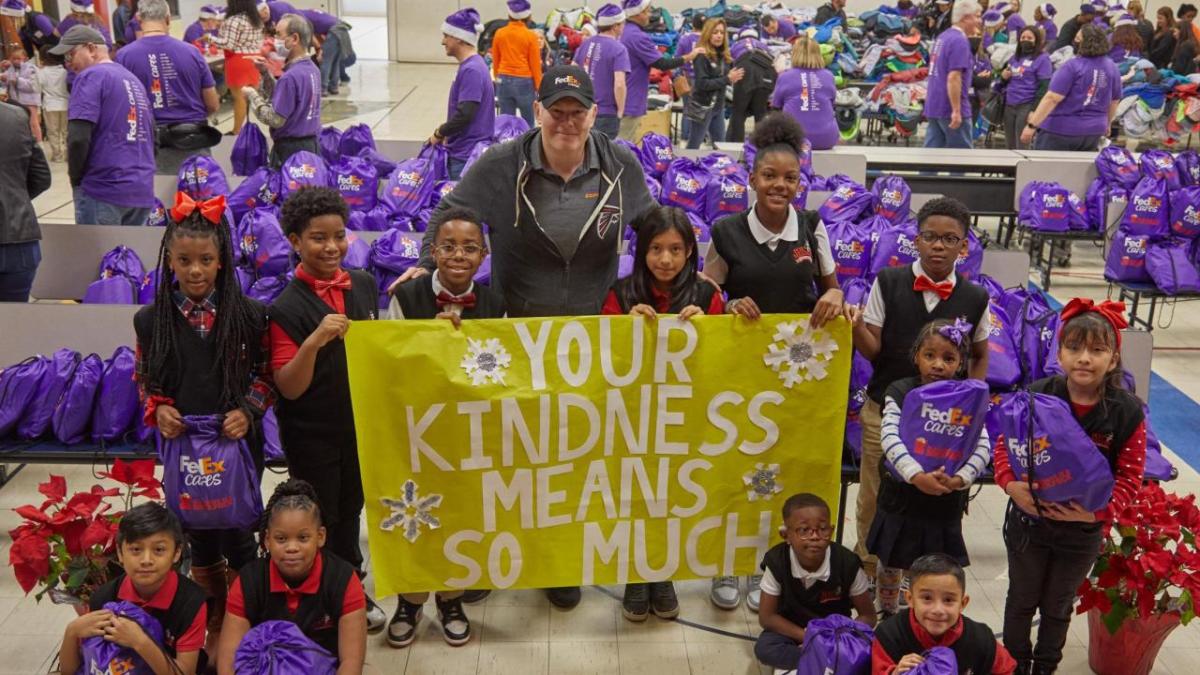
[9,43,1200,673]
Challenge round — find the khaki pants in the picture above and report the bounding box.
[855,398,883,578]
[43,110,67,161]
[618,115,644,142]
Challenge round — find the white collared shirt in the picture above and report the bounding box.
[703,207,836,284]
[863,261,991,343]
[759,546,871,595]
[385,271,476,320]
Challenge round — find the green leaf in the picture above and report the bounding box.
[65,566,89,590]
[1103,601,1131,634]
[1182,590,1196,626]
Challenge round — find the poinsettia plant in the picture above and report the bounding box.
[8,459,162,606]
[1077,481,1200,634]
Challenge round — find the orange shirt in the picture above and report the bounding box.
[491,21,543,88]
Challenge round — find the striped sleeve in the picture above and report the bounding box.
[954,426,993,487]
[881,396,923,482]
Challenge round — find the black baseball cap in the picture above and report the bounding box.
[538,65,595,108]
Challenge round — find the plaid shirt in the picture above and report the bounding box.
[212,13,264,54]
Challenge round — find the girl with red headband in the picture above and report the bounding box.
[993,298,1147,675]
[133,191,276,658]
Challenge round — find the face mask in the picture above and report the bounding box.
[969,37,983,52]
[1018,41,1035,54]
[274,38,288,56]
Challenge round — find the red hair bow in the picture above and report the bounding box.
[1059,298,1129,348]
[170,192,227,225]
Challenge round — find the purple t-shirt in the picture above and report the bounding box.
[268,1,298,24]
[772,67,838,150]
[767,18,797,41]
[446,54,495,160]
[730,37,769,62]
[925,26,973,119]
[56,16,112,47]
[676,31,699,78]
[620,22,665,117]
[272,57,322,140]
[302,9,336,37]
[183,21,217,45]
[1039,19,1058,45]
[574,35,631,116]
[1006,14,1026,37]
[125,17,140,45]
[69,61,155,208]
[1042,56,1122,136]
[1004,52,1052,105]
[116,35,215,125]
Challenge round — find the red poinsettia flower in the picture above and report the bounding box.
[37,475,66,508]
[14,504,51,525]
[9,534,51,594]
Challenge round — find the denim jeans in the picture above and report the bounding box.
[1032,129,1103,152]
[594,114,620,139]
[0,240,41,302]
[74,188,152,226]
[754,630,802,670]
[448,155,467,181]
[923,117,973,148]
[320,31,343,93]
[686,102,726,149]
[497,75,535,126]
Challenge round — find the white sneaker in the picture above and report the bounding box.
[710,576,741,609]
[365,596,387,634]
[746,573,763,611]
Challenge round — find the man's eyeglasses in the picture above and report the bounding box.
[434,243,484,257]
[917,232,963,247]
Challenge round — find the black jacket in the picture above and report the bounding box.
[1149,32,1178,68]
[0,102,51,245]
[1173,41,1198,75]
[691,52,732,106]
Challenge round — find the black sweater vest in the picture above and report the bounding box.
[1028,376,1144,473]
[758,541,861,627]
[238,553,355,658]
[609,276,718,314]
[867,267,989,405]
[710,207,823,314]
[393,275,507,319]
[874,608,997,675]
[132,298,269,416]
[269,270,376,455]
[89,572,210,661]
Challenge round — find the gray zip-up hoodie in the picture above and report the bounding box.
[421,128,656,317]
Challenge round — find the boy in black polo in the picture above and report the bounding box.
[845,197,990,582]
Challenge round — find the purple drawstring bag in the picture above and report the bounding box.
[742,138,756,172]
[1169,185,1200,239]
[160,414,263,530]
[233,620,338,675]
[474,255,492,284]
[1105,230,1153,284]
[795,614,873,675]
[145,199,168,227]
[639,132,674,179]
[138,269,159,305]
[618,254,634,279]
[791,176,811,211]
[1095,146,1141,190]
[177,155,230,199]
[342,233,371,270]
[699,152,739,176]
[704,172,749,223]
[369,228,423,309]
[360,204,393,232]
[1176,149,1200,187]
[685,211,711,244]
[869,222,920,277]
[1067,190,1090,231]
[995,392,1115,511]
[1142,405,1176,482]
[1140,149,1182,190]
[80,601,164,675]
[248,274,291,304]
[0,356,49,437]
[91,346,139,443]
[231,122,268,176]
[645,175,662,202]
[974,273,1007,301]
[846,353,873,461]
[818,181,874,224]
[99,246,146,282]
[318,126,343,165]
[262,407,283,462]
[19,349,80,439]
[83,275,137,304]
[827,220,875,284]
[51,353,103,444]
[333,156,379,212]
[236,267,255,292]
[843,277,872,307]
[383,145,448,220]
[356,146,398,178]
[907,646,958,674]
[1004,288,1057,383]
[493,114,530,142]
[338,123,376,158]
[873,174,912,224]
[1020,181,1072,232]
[1085,179,1126,234]
[236,208,292,279]
[1120,176,1170,237]
[660,158,712,215]
[427,180,458,210]
[461,140,492,178]
[893,379,989,478]
[985,302,1022,389]
[228,167,282,224]
[281,151,332,197]
[1146,238,1200,294]
[954,228,983,281]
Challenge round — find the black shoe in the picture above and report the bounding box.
[436,596,472,646]
[1032,663,1056,675]
[546,586,581,609]
[340,75,351,83]
[650,581,679,619]
[1013,661,1032,675]
[622,583,650,622]
[386,598,422,648]
[460,589,491,604]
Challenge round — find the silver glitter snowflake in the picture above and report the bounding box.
[380,479,443,543]
[743,463,783,501]
[460,337,512,386]
[763,321,839,388]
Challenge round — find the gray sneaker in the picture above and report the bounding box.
[710,576,741,609]
[746,573,763,611]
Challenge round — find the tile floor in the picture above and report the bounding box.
[9,35,1200,674]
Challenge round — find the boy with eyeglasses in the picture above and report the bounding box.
[843,197,990,587]
[754,493,877,671]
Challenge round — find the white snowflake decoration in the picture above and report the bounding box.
[743,463,783,501]
[763,321,839,388]
[459,337,512,386]
[380,479,444,543]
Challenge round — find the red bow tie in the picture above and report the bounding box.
[913,275,954,300]
[436,290,476,309]
[312,275,352,294]
[1060,298,1128,348]
[170,192,227,225]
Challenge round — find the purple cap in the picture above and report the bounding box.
[443,7,483,46]
[0,0,26,18]
[622,0,651,16]
[1040,3,1058,17]
[983,10,1004,25]
[68,0,92,12]
[507,0,531,19]
[596,3,626,27]
[1113,12,1136,26]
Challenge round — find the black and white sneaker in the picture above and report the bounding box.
[622,583,650,622]
[386,598,423,648]
[366,595,387,634]
[436,596,472,646]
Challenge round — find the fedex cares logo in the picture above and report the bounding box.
[879,189,904,208]
[90,656,136,675]
[673,174,701,193]
[400,236,421,258]
[988,311,1007,338]
[654,147,673,164]
[718,182,745,202]
[1133,195,1163,213]
[180,455,225,487]
[338,174,364,192]
[391,171,423,194]
[1176,205,1200,233]
[123,80,139,142]
[185,166,210,186]
[1009,435,1052,469]
[835,238,867,260]
[288,164,317,180]
[1041,193,1065,209]
[918,402,974,437]
[148,54,164,109]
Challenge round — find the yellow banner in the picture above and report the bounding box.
[345,315,850,595]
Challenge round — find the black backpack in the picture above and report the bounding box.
[722,6,759,28]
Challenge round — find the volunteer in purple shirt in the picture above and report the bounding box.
[771,35,838,150]
[116,0,220,174]
[432,8,495,180]
[244,13,321,168]
[618,0,702,141]
[55,0,112,48]
[1036,3,1060,44]
[53,25,155,226]
[1022,23,1120,150]
[183,5,222,46]
[574,3,630,139]
[760,13,797,41]
[256,0,296,28]
[16,4,59,57]
[300,8,353,96]
[1003,0,1028,40]
[1001,25,1052,149]
[923,0,982,148]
